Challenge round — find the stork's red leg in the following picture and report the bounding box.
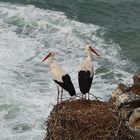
[61,88,63,103]
[57,86,60,104]
[88,93,90,100]
[85,94,87,100]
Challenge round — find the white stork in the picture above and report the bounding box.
[42,51,76,104]
[78,44,100,100]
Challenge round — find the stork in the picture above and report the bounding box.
[42,51,76,104]
[78,44,100,100]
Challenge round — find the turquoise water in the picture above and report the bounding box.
[0,1,139,140]
[3,0,140,67]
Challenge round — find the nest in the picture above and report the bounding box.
[44,99,135,140]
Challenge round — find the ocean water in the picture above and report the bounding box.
[0,1,139,140]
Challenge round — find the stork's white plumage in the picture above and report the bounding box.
[78,44,100,99]
[42,51,76,104]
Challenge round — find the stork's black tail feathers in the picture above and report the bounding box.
[54,74,76,96]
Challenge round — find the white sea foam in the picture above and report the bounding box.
[0,2,135,140]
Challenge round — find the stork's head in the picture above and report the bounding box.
[85,44,100,57]
[42,51,56,62]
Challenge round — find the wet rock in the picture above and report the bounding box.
[133,69,140,85]
[111,83,128,99]
[116,92,140,107]
[129,108,140,131]
[128,84,140,96]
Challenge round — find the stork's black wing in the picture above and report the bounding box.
[54,74,76,96]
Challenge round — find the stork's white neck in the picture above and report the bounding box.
[87,50,93,60]
[47,56,54,67]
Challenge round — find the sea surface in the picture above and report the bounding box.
[0,0,139,140]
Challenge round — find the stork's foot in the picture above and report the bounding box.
[57,98,63,104]
[69,95,76,101]
[81,94,86,100]
[57,100,60,105]
[82,94,90,100]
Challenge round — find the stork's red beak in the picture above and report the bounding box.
[42,54,50,62]
[90,47,100,57]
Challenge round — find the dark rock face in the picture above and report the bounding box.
[111,82,140,139]
[44,100,135,140]
[133,69,140,85]
[129,108,140,130]
[133,75,140,85]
